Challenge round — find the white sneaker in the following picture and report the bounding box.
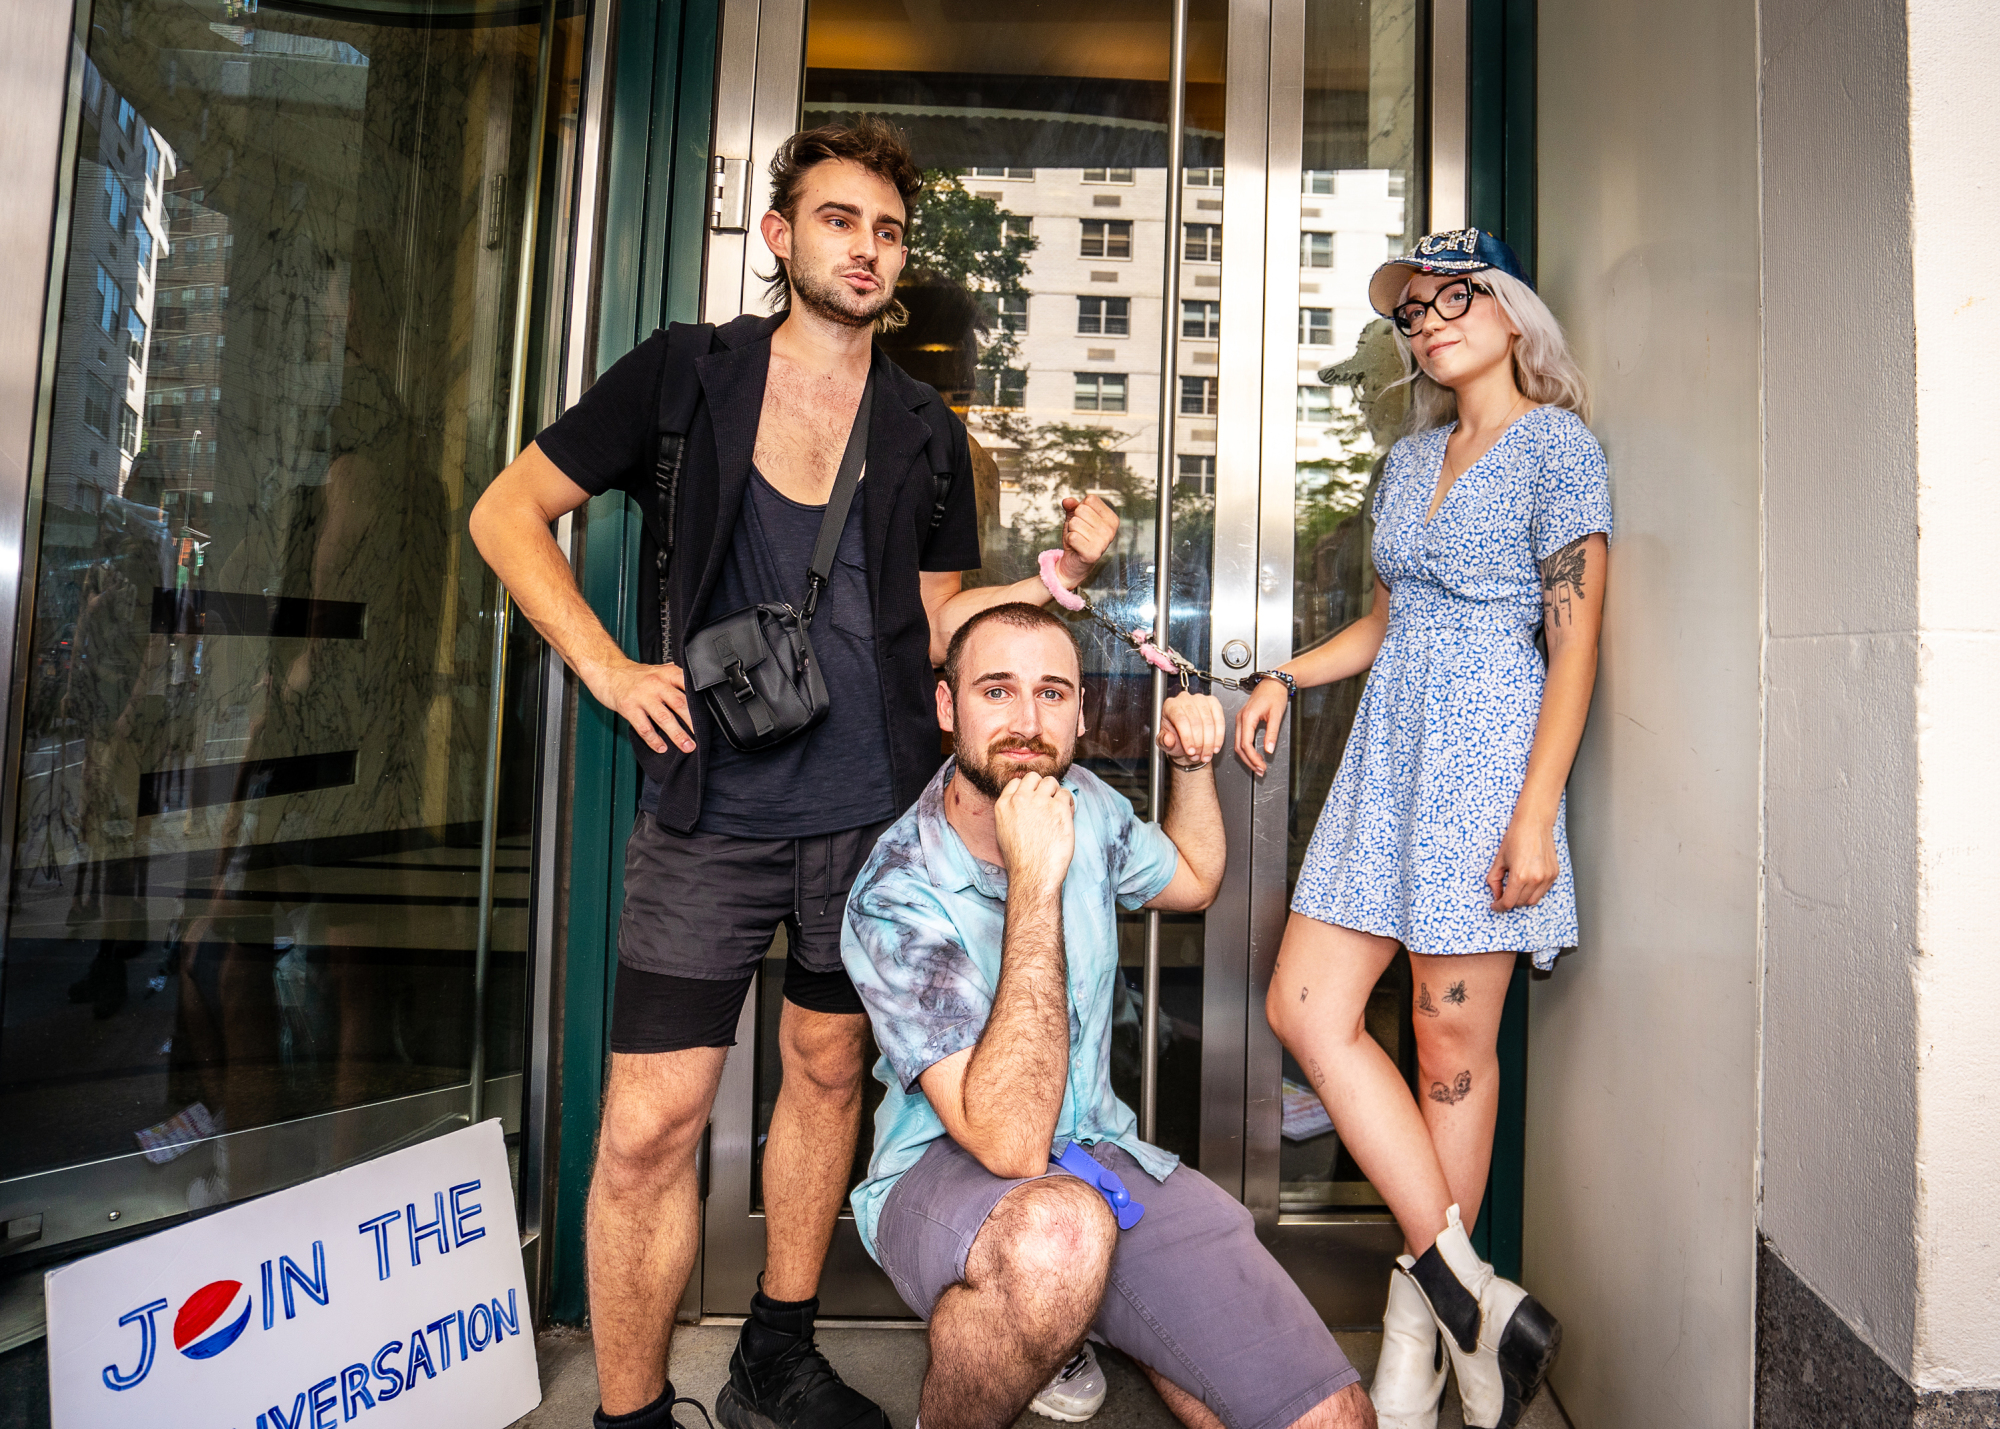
[1370,1261,1447,1429]
[1029,1344,1107,1422]
[1415,1205,1561,1429]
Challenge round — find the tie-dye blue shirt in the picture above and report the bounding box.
[840,758,1183,1261]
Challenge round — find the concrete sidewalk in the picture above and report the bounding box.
[509,1324,1572,1429]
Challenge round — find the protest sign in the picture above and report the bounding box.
[46,1119,539,1429]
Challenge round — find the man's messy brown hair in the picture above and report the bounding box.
[763,116,923,318]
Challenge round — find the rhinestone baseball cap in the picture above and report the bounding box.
[1368,228,1532,318]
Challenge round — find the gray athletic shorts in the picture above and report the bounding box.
[875,1139,1360,1429]
[617,813,891,979]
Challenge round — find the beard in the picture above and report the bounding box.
[787,257,899,329]
[955,733,1074,801]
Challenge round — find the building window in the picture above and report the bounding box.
[1180,376,1219,416]
[1000,216,1034,248]
[135,223,153,267]
[1297,385,1333,423]
[1301,231,1333,268]
[1080,220,1131,259]
[1298,307,1333,346]
[117,97,136,135]
[974,367,1027,408]
[95,264,122,334]
[126,310,147,364]
[104,171,130,234]
[1077,296,1130,337]
[970,167,1034,179]
[83,375,114,436]
[1183,224,1221,262]
[118,403,140,453]
[980,293,1029,333]
[1082,168,1134,184]
[1182,300,1220,339]
[1185,168,1223,188]
[1303,170,1335,195]
[1074,373,1127,413]
[1178,454,1217,494]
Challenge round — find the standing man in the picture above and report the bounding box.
[469,120,1118,1429]
[840,605,1375,1429]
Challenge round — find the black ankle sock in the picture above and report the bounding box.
[595,1384,679,1429]
[743,1290,818,1362]
[1409,1246,1480,1353]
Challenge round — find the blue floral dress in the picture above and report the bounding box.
[1290,406,1611,968]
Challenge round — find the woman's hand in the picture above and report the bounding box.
[1233,678,1293,777]
[1486,814,1560,911]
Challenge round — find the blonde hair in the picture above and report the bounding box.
[1392,268,1591,430]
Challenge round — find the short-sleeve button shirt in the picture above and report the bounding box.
[840,759,1182,1261]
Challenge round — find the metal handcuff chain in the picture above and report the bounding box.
[1034,550,1297,773]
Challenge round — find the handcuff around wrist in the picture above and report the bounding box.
[1241,669,1299,701]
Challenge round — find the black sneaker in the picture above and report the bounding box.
[715,1332,889,1429]
[595,1395,716,1429]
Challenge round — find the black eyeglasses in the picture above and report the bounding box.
[1390,278,1490,336]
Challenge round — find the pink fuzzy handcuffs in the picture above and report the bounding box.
[1035,549,1244,691]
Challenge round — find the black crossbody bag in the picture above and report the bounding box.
[674,376,874,753]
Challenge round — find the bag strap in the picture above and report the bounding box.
[654,321,716,663]
[800,373,874,625]
[918,399,958,540]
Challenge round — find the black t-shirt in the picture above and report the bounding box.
[681,467,896,836]
[534,318,981,837]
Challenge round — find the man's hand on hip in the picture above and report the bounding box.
[994,772,1076,894]
[593,658,696,754]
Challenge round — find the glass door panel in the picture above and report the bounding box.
[1272,0,1423,1218]
[1,0,563,1266]
[705,0,1225,1314]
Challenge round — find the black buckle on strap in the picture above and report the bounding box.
[724,659,757,705]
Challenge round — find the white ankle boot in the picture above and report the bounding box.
[1412,1205,1560,1429]
[1370,1261,1447,1429]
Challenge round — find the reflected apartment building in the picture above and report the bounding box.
[947,164,1408,584]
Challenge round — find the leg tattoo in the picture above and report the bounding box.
[1427,1070,1473,1106]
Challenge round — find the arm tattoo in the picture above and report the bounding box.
[1444,981,1468,1006]
[1539,536,1589,630]
[1415,982,1439,1018]
[1427,1070,1473,1105]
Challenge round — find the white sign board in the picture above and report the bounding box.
[46,1119,540,1429]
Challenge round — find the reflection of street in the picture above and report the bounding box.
[1,0,550,1226]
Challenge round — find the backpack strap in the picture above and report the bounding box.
[915,396,960,542]
[654,320,716,663]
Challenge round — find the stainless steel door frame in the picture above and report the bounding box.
[690,0,1455,1326]
[0,0,88,968]
[696,0,906,1317]
[1195,0,1277,1204]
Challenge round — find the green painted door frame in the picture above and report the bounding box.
[547,0,720,1326]
[1466,0,1537,1284]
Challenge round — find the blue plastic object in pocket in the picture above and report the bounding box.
[1052,1141,1145,1230]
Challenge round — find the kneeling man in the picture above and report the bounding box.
[841,604,1374,1429]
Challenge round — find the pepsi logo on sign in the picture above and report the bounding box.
[174,1280,253,1360]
